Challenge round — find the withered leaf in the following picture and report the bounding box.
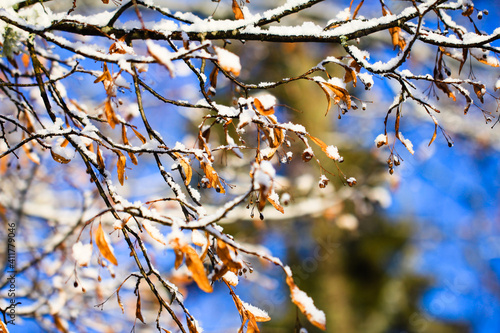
[50,149,71,164]
[174,247,184,270]
[216,239,243,271]
[200,161,225,193]
[428,123,438,147]
[254,98,275,116]
[121,124,129,145]
[186,316,199,333]
[322,82,352,111]
[473,83,485,103]
[96,144,105,170]
[352,0,364,20]
[128,152,138,165]
[174,152,192,185]
[184,245,213,293]
[308,135,327,150]
[117,152,126,186]
[94,63,112,84]
[267,195,284,214]
[116,286,125,314]
[208,66,219,96]
[95,222,118,265]
[135,290,146,324]
[131,127,147,144]
[232,0,244,20]
[104,99,119,129]
[286,276,326,330]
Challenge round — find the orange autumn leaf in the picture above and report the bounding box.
[135,290,146,324]
[96,144,105,170]
[200,161,225,193]
[183,245,213,293]
[254,98,275,116]
[95,222,118,265]
[50,149,71,164]
[216,239,243,271]
[117,152,126,185]
[473,83,486,103]
[286,276,326,330]
[174,247,184,270]
[121,124,129,145]
[232,0,245,20]
[186,316,200,333]
[128,152,138,165]
[267,194,284,214]
[174,152,192,185]
[308,134,327,150]
[104,98,119,129]
[131,126,147,144]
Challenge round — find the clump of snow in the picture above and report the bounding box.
[72,242,93,267]
[327,77,346,89]
[192,229,207,247]
[216,104,239,117]
[214,47,241,76]
[222,271,239,286]
[290,286,326,328]
[146,40,175,77]
[254,94,277,110]
[397,132,414,154]
[336,7,351,21]
[242,301,270,321]
[325,145,341,160]
[375,134,387,147]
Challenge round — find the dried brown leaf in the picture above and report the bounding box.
[174,152,192,185]
[308,135,328,150]
[131,127,147,144]
[135,291,146,324]
[50,149,71,164]
[216,239,243,271]
[121,124,129,145]
[184,245,213,293]
[428,124,438,147]
[96,144,105,170]
[352,0,364,20]
[286,276,326,330]
[232,0,245,20]
[95,222,118,265]
[254,98,275,116]
[323,82,351,110]
[267,195,284,214]
[128,152,138,165]
[473,83,485,103]
[94,63,112,84]
[200,161,225,193]
[187,317,199,333]
[116,287,125,314]
[104,99,119,129]
[117,152,126,186]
